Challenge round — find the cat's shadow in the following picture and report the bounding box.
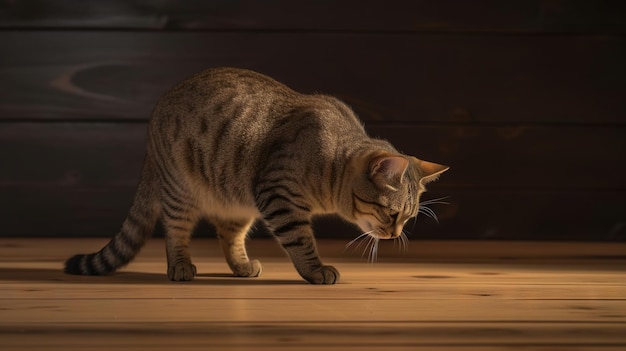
[0,267,305,285]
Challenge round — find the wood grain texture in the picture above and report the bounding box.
[1,31,624,124]
[1,239,625,351]
[2,123,624,189]
[1,0,625,33]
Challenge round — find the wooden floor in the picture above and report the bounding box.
[1,238,625,350]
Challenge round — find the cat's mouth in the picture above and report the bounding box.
[347,220,410,263]
[356,219,397,239]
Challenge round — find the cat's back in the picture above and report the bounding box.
[147,67,306,146]
[197,67,296,97]
[155,67,297,117]
[149,67,366,144]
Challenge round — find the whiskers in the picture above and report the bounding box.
[417,196,449,224]
[344,230,379,262]
[344,230,410,263]
[346,196,449,262]
[398,231,409,253]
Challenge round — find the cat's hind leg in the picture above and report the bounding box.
[212,217,262,278]
[159,179,200,281]
[164,218,198,281]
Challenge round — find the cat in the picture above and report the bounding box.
[64,67,448,284]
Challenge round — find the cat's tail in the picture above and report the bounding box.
[64,157,161,276]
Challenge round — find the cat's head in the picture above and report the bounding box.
[347,152,449,239]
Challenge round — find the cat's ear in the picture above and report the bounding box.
[416,159,449,185]
[369,155,409,190]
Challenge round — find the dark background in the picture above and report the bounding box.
[1,0,624,241]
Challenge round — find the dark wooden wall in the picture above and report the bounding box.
[1,1,625,241]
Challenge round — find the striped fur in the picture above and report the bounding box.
[64,67,448,284]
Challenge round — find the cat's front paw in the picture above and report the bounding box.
[303,265,340,285]
[168,262,197,281]
[232,259,263,278]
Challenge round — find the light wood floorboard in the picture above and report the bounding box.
[1,238,625,350]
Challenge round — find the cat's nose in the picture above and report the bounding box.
[390,226,403,238]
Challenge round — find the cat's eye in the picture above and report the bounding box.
[389,211,399,222]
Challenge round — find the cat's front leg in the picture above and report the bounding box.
[211,217,262,278]
[280,234,340,285]
[263,211,339,284]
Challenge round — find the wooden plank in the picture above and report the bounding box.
[0,239,625,351]
[1,0,624,34]
[2,322,625,351]
[1,123,623,189]
[372,124,626,189]
[2,297,626,323]
[6,330,624,351]
[1,31,624,124]
[3,239,626,263]
[0,123,624,239]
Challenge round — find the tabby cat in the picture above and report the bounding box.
[64,67,448,284]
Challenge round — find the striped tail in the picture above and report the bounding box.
[64,159,161,276]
